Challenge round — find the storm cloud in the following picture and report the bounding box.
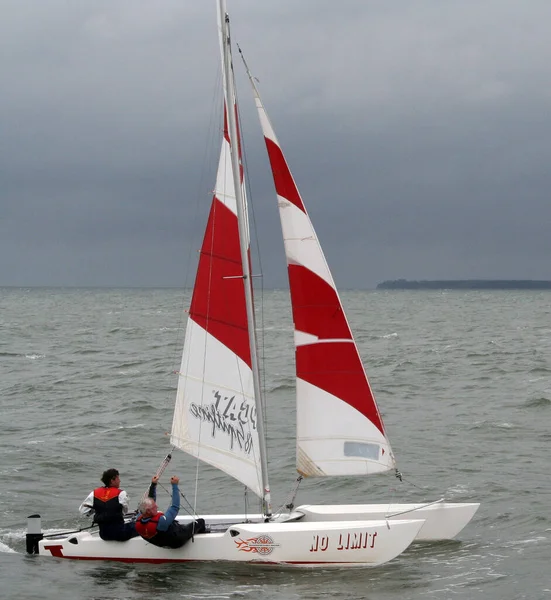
[1,0,550,288]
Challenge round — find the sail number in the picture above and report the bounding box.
[214,392,257,428]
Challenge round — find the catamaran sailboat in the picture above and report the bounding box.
[30,0,477,565]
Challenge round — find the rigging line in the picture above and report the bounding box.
[384,485,398,523]
[187,73,228,519]
[186,64,238,518]
[139,451,174,507]
[385,498,445,519]
[222,87,264,502]
[165,63,223,419]
[175,68,225,515]
[180,65,224,307]
[160,66,223,509]
[42,524,96,539]
[223,90,265,506]
[170,64,223,399]
[156,481,199,519]
[236,43,282,452]
[399,475,430,491]
[243,486,259,521]
[273,475,303,516]
[234,48,269,466]
[232,354,263,506]
[220,36,264,505]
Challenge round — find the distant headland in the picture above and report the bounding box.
[377,279,551,290]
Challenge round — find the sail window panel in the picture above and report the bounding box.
[298,440,393,477]
[344,441,380,461]
[296,378,395,477]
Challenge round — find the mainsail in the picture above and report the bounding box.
[170,13,263,497]
[246,67,396,478]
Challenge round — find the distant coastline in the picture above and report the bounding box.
[377,279,551,290]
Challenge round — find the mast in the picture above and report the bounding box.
[218,0,272,517]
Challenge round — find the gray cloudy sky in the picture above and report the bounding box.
[1,0,550,289]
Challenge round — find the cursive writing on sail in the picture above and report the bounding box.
[190,390,257,453]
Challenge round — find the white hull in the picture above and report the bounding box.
[37,518,423,566]
[293,502,480,541]
[167,500,478,542]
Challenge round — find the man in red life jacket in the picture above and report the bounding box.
[135,475,206,548]
[79,468,138,541]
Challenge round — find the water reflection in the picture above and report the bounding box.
[75,556,426,600]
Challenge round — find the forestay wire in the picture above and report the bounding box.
[273,476,303,516]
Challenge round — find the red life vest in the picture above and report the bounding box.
[93,487,121,503]
[136,512,164,539]
[92,487,123,525]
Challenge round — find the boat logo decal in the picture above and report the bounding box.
[234,534,279,555]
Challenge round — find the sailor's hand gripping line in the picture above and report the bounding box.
[138,450,174,507]
[136,449,201,521]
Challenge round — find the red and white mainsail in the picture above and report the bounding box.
[248,76,396,477]
[170,16,262,497]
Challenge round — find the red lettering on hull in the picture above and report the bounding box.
[309,534,329,552]
[337,531,378,551]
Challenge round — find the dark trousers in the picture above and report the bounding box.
[99,521,139,541]
[177,518,207,546]
[149,518,207,549]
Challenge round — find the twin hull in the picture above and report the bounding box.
[127,501,477,542]
[38,518,424,566]
[294,502,481,541]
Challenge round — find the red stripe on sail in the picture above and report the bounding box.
[289,264,384,434]
[223,104,231,144]
[223,103,245,182]
[265,137,306,213]
[288,264,352,340]
[189,197,251,368]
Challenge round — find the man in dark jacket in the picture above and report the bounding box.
[79,468,138,541]
[135,475,206,548]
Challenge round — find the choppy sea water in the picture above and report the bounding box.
[1,287,550,600]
